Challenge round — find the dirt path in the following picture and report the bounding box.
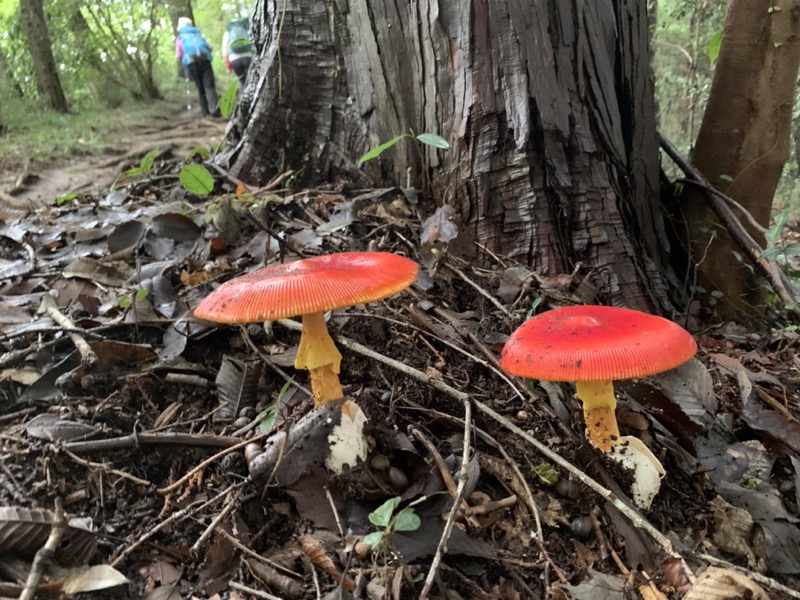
[0,102,225,209]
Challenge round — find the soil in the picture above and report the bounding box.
[0,102,799,599]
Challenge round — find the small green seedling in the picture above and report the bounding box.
[118,288,149,309]
[363,496,425,551]
[113,147,160,189]
[257,378,294,435]
[54,191,81,206]
[358,132,449,167]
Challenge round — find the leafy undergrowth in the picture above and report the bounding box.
[0,146,799,599]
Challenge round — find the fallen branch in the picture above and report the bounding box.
[659,134,798,312]
[20,498,65,600]
[64,432,242,454]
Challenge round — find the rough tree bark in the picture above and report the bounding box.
[223,0,673,312]
[20,0,69,113]
[682,0,800,320]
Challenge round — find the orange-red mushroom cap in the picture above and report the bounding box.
[194,252,419,323]
[500,305,697,381]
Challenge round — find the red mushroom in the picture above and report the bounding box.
[194,252,418,406]
[500,305,697,452]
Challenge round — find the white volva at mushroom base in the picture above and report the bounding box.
[325,401,369,475]
[608,436,665,509]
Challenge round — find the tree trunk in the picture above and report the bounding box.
[223,0,672,312]
[20,0,69,113]
[682,0,800,320]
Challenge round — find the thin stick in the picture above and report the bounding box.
[158,436,263,494]
[445,263,513,318]
[20,498,65,600]
[190,487,243,554]
[419,397,472,599]
[40,295,98,366]
[63,449,151,486]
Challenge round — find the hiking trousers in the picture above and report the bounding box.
[186,60,219,117]
[231,56,252,85]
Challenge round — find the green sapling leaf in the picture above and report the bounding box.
[134,289,149,300]
[180,164,215,195]
[415,133,450,149]
[393,509,421,532]
[363,531,384,548]
[139,148,160,174]
[54,191,80,206]
[357,134,411,166]
[219,79,239,119]
[369,496,402,528]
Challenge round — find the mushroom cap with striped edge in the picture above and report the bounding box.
[194,252,419,323]
[500,305,697,381]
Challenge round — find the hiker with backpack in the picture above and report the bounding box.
[222,18,252,84]
[176,17,220,118]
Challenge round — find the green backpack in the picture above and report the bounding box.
[226,19,251,54]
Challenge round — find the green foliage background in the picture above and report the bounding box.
[1,0,799,216]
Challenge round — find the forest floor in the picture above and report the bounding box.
[0,100,799,599]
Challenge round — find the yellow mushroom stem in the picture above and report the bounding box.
[295,312,344,406]
[575,380,621,452]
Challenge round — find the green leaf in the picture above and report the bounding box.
[219,79,239,118]
[357,134,410,167]
[393,509,421,532]
[363,531,384,549]
[120,166,144,179]
[180,164,215,195]
[369,496,402,528]
[134,289,149,300]
[415,133,450,149]
[718,174,733,183]
[533,462,559,486]
[707,29,723,64]
[54,191,80,206]
[139,148,160,174]
[118,295,132,309]
[259,404,278,435]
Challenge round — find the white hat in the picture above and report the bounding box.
[177,17,193,30]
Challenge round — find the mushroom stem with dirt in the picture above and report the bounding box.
[500,305,697,507]
[194,252,419,406]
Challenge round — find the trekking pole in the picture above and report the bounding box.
[184,67,192,111]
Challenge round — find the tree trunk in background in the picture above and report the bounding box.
[682,0,800,320]
[20,0,68,113]
[223,0,672,312]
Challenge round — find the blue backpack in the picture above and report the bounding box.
[180,27,211,65]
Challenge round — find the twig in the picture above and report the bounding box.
[39,295,98,366]
[419,396,472,600]
[158,436,263,494]
[275,319,694,579]
[64,432,242,454]
[410,427,480,528]
[63,448,151,486]
[676,178,768,235]
[190,486,243,554]
[20,498,65,600]
[659,134,798,312]
[444,263,513,318]
[110,482,246,568]
[228,581,285,600]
